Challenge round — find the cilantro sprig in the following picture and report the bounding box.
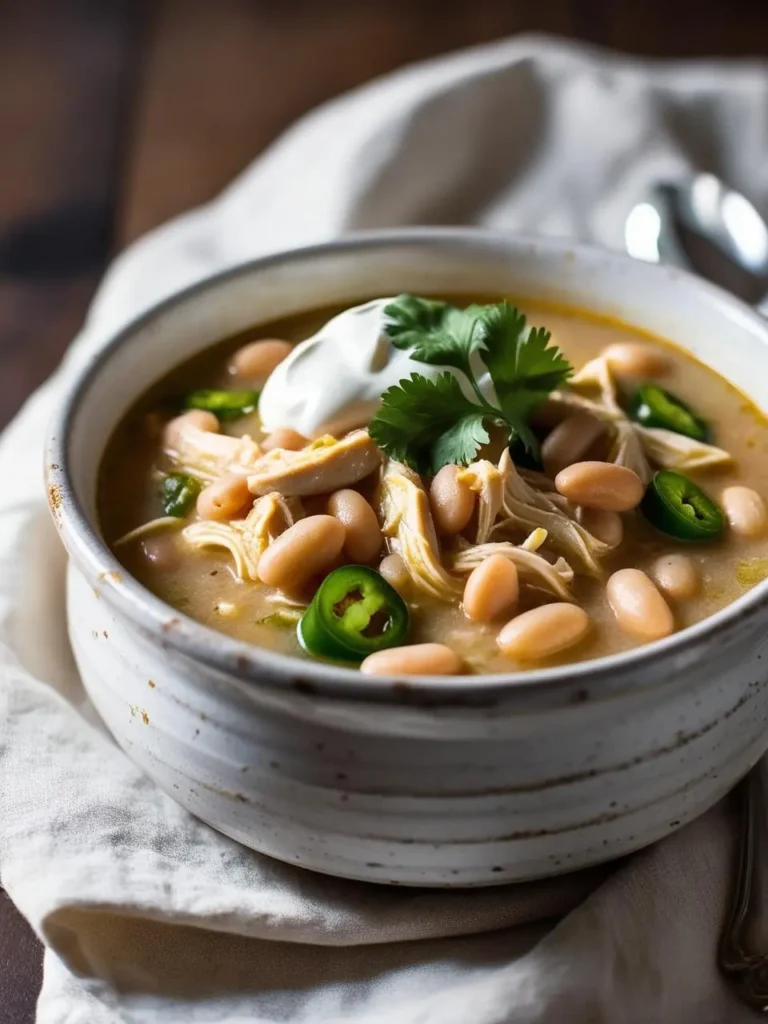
[368,295,572,473]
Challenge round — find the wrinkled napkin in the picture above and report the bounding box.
[2,34,767,1024]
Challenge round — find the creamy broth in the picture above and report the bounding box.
[99,297,768,675]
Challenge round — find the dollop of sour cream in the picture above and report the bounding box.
[259,299,439,436]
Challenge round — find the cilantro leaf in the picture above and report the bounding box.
[499,406,541,459]
[384,295,487,379]
[479,303,571,399]
[384,295,450,350]
[479,302,571,455]
[370,297,572,471]
[368,373,490,474]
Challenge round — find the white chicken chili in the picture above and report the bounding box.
[100,294,768,675]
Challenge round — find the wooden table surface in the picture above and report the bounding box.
[3,0,768,1018]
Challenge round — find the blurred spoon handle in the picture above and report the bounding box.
[720,759,768,1012]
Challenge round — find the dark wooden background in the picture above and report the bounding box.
[3,0,768,1019]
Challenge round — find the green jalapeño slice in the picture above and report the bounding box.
[183,388,260,420]
[629,384,710,442]
[298,566,409,663]
[641,470,725,542]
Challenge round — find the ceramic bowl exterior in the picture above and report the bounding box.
[47,230,768,886]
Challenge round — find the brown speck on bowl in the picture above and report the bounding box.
[47,483,63,514]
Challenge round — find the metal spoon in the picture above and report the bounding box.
[626,174,768,312]
[626,173,768,1012]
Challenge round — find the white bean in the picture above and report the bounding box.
[606,568,674,641]
[651,554,700,601]
[229,339,292,381]
[197,474,252,521]
[430,465,476,535]
[163,409,219,450]
[261,427,309,452]
[496,604,590,661]
[327,489,382,563]
[579,507,624,547]
[379,554,409,592]
[257,515,345,589]
[141,534,180,570]
[463,555,519,623]
[555,461,644,512]
[721,486,768,538]
[360,643,463,676]
[603,342,670,379]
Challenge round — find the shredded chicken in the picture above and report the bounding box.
[247,430,382,497]
[182,492,301,581]
[555,353,732,478]
[167,423,263,482]
[182,520,260,580]
[240,493,302,558]
[114,516,184,547]
[257,607,304,627]
[377,461,463,602]
[567,354,624,418]
[636,426,733,472]
[519,470,558,492]
[377,460,580,605]
[610,420,653,484]
[264,590,307,609]
[167,421,385,497]
[456,460,505,543]
[448,541,574,601]
[495,450,611,575]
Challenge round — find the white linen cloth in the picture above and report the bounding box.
[1,35,767,1023]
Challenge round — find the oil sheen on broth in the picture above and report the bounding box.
[98,296,768,676]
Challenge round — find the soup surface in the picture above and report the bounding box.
[99,295,768,675]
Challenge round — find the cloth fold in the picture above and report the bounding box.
[1,34,766,1023]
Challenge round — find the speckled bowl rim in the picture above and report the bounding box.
[47,228,768,707]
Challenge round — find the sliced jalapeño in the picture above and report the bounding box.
[298,565,409,663]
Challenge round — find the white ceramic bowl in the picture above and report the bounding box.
[47,230,768,887]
